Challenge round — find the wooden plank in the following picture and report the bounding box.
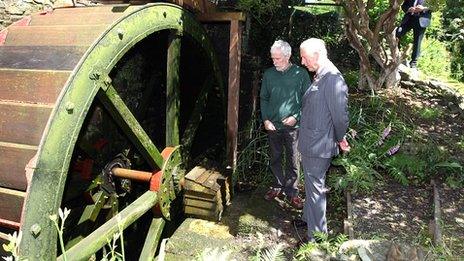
[184,206,219,218]
[0,187,25,226]
[0,142,37,191]
[202,172,221,191]
[0,46,87,70]
[195,169,213,185]
[184,197,217,210]
[184,192,216,202]
[0,69,69,104]
[4,25,107,46]
[183,180,215,196]
[51,5,134,14]
[30,13,123,26]
[226,20,241,174]
[185,166,207,182]
[58,191,158,261]
[0,102,52,145]
[196,12,246,22]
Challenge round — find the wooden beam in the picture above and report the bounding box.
[139,218,165,261]
[196,12,246,22]
[166,31,181,147]
[226,20,241,175]
[58,191,158,261]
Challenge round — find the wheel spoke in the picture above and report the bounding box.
[97,86,164,169]
[166,31,182,147]
[58,191,158,261]
[181,76,214,154]
[139,218,166,261]
[65,191,107,249]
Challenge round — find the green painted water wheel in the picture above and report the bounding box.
[0,3,225,259]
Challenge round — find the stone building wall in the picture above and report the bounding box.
[0,0,72,31]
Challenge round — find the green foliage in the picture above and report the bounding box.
[237,0,282,24]
[343,70,360,89]
[2,231,21,260]
[416,105,443,120]
[417,27,451,78]
[383,153,427,184]
[235,121,272,185]
[427,0,446,12]
[50,207,71,261]
[250,232,285,261]
[295,233,348,260]
[442,0,464,82]
[330,97,411,192]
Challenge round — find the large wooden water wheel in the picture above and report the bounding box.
[0,3,229,259]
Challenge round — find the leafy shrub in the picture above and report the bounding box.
[442,0,464,82]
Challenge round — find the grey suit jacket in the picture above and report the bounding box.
[297,61,349,158]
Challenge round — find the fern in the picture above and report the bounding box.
[260,244,285,261]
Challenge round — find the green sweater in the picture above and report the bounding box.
[260,64,310,130]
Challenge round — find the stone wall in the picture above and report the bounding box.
[0,0,73,31]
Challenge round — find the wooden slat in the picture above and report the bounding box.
[0,187,25,225]
[4,25,107,46]
[184,206,219,218]
[0,46,87,70]
[185,167,206,182]
[196,169,213,185]
[184,197,217,210]
[0,142,37,191]
[51,5,134,14]
[0,69,69,104]
[202,172,221,191]
[0,102,52,145]
[184,192,216,202]
[30,13,123,26]
[183,180,215,196]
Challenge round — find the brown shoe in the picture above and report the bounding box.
[287,196,304,210]
[264,187,282,201]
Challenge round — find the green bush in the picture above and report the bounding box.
[442,0,464,82]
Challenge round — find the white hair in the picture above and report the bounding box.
[270,40,292,58]
[300,38,327,59]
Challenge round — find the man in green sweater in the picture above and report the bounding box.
[260,40,310,209]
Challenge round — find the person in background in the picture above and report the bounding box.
[298,38,350,242]
[260,40,310,210]
[396,0,432,69]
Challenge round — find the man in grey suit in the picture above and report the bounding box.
[297,38,350,242]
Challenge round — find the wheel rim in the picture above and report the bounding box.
[19,4,225,258]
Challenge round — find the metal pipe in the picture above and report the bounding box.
[112,167,153,182]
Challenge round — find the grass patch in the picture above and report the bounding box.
[417,107,443,120]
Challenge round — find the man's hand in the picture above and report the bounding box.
[339,137,351,153]
[282,116,297,127]
[264,120,276,131]
[415,4,426,12]
[408,6,415,13]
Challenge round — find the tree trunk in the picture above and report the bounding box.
[336,0,403,90]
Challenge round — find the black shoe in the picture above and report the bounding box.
[292,218,307,228]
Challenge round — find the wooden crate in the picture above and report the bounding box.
[183,166,229,221]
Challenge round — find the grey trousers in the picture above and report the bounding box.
[267,127,299,197]
[301,155,331,240]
